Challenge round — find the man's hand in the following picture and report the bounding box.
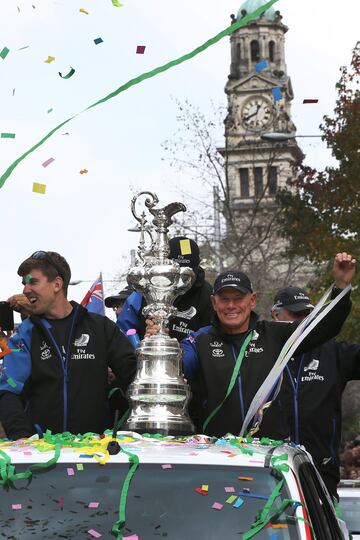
[333,252,356,288]
[145,319,168,338]
[7,294,34,317]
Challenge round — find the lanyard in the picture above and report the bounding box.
[202,330,254,433]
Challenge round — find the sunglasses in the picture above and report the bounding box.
[30,251,64,280]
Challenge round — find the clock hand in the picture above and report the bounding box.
[244,104,261,121]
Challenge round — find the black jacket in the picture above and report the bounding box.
[0,302,137,439]
[118,267,214,341]
[281,339,360,491]
[181,290,351,439]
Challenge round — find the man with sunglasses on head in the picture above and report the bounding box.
[0,251,137,440]
[271,285,360,500]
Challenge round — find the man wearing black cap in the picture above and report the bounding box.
[118,237,213,342]
[271,285,360,499]
[181,253,355,443]
[105,286,133,318]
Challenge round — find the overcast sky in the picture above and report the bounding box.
[0,0,359,321]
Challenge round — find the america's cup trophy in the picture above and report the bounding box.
[126,191,195,435]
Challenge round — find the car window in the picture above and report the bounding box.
[0,463,302,539]
[339,496,360,535]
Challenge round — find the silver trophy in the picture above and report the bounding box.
[126,192,195,435]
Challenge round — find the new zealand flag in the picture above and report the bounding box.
[80,275,105,316]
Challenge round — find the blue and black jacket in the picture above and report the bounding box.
[181,288,351,440]
[0,302,137,439]
[281,339,360,496]
[118,267,214,342]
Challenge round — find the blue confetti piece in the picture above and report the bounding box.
[255,59,268,72]
[239,492,268,500]
[272,87,282,101]
[271,534,279,540]
[94,37,103,45]
[233,497,244,508]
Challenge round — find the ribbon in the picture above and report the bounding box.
[240,284,351,436]
[111,448,139,539]
[0,0,279,189]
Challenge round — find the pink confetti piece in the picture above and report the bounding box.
[161,464,172,469]
[212,502,223,510]
[189,451,198,456]
[23,451,32,455]
[88,530,102,538]
[88,502,99,508]
[225,486,235,493]
[42,157,55,168]
[67,467,75,476]
[123,536,139,540]
[12,504,22,510]
[58,498,64,506]
[136,45,146,54]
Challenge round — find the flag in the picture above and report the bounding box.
[80,274,105,316]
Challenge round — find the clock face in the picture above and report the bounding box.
[241,97,273,130]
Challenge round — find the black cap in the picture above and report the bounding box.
[213,271,253,295]
[169,236,200,269]
[104,286,132,308]
[272,286,314,312]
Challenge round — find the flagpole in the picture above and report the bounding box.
[100,271,105,316]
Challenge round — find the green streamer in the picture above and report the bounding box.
[0,443,60,486]
[112,448,139,540]
[0,0,278,189]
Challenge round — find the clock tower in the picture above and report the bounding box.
[219,0,302,216]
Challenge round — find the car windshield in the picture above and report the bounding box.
[0,463,302,539]
[339,496,360,534]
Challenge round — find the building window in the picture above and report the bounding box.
[250,40,260,62]
[239,168,249,197]
[236,43,241,63]
[269,41,275,62]
[254,167,263,197]
[268,166,277,195]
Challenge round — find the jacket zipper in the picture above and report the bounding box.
[40,306,79,432]
[330,416,337,464]
[285,353,305,444]
[231,344,245,423]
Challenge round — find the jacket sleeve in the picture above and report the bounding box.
[196,281,214,327]
[269,288,352,354]
[337,341,360,381]
[104,317,137,391]
[181,334,200,381]
[117,292,146,339]
[0,320,35,439]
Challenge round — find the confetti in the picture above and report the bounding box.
[240,492,268,500]
[111,0,123,6]
[80,8,89,14]
[242,487,250,493]
[272,87,282,101]
[88,502,99,509]
[212,502,223,510]
[24,274,32,284]
[224,486,235,493]
[201,484,208,492]
[58,498,64,505]
[161,464,172,469]
[42,157,55,168]
[6,377,17,388]
[12,88,15,96]
[94,37,103,45]
[136,45,146,54]
[76,463,84,471]
[32,182,46,194]
[47,108,53,114]
[44,56,55,63]
[23,451,32,455]
[255,59,268,72]
[88,530,102,538]
[80,169,88,174]
[123,536,139,540]
[238,476,253,481]
[59,67,75,79]
[303,99,318,104]
[226,495,237,504]
[12,504,22,510]
[67,467,75,476]
[18,45,30,51]
[0,47,10,60]
[233,497,244,508]
[0,0,279,189]
[195,487,208,496]
[1,133,15,139]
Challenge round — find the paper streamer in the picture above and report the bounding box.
[59,67,75,79]
[240,284,351,436]
[0,0,278,190]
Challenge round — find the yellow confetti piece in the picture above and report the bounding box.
[79,8,89,14]
[44,56,55,64]
[180,238,191,255]
[76,463,84,471]
[226,495,237,504]
[201,484,208,492]
[32,182,46,194]
[271,524,288,529]
[238,476,254,481]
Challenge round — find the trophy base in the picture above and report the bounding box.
[126,402,195,436]
[126,422,194,437]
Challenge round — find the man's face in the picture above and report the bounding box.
[22,268,61,317]
[272,308,311,322]
[211,287,256,334]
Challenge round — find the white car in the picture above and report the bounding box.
[338,481,360,540]
[0,433,349,539]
